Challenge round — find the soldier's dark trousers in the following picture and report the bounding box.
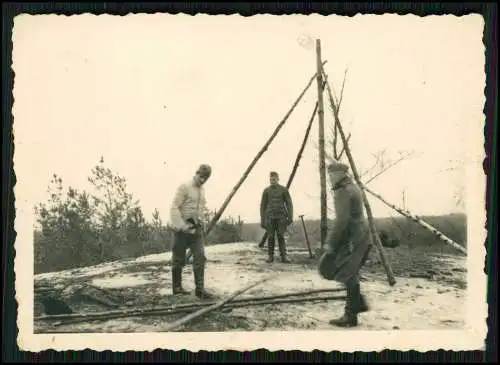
[171,231,207,295]
[266,218,287,259]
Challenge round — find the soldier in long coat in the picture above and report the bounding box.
[318,161,372,327]
[260,171,294,263]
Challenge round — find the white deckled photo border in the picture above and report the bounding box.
[12,12,488,352]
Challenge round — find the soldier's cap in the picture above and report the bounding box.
[196,164,212,178]
[270,171,279,177]
[327,161,349,173]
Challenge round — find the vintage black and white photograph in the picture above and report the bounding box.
[13,13,487,352]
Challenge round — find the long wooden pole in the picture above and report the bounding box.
[363,186,467,255]
[316,39,328,250]
[163,275,274,331]
[321,67,397,287]
[333,68,348,159]
[258,81,326,248]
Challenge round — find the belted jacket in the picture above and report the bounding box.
[260,184,293,222]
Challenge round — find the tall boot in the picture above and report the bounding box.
[172,267,190,295]
[347,281,370,313]
[277,234,291,263]
[258,239,266,249]
[266,237,275,263]
[329,282,361,328]
[358,292,370,313]
[194,266,214,300]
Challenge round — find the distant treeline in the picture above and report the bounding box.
[241,213,467,254]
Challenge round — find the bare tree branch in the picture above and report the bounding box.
[359,158,383,181]
[325,69,348,160]
[364,150,416,185]
[337,68,348,111]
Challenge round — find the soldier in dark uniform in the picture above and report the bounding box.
[260,171,294,263]
[318,161,372,327]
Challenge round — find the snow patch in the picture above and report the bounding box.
[35,261,133,281]
[91,272,152,289]
[205,242,258,253]
[35,242,260,282]
[134,252,172,264]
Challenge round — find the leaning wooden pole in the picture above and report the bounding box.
[332,68,348,159]
[316,39,328,250]
[163,275,274,332]
[205,62,327,236]
[363,186,467,255]
[322,67,397,286]
[258,81,326,248]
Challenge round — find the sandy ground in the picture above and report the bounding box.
[34,242,467,333]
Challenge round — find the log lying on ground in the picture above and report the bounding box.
[163,275,276,331]
[37,287,346,324]
[362,186,467,255]
[54,294,347,326]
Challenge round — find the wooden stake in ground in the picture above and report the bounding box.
[163,275,275,332]
[321,67,397,287]
[363,186,467,255]
[299,215,314,258]
[316,39,328,250]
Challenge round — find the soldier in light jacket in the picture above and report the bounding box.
[170,164,214,300]
[318,161,372,327]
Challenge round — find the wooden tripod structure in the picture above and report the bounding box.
[186,39,467,285]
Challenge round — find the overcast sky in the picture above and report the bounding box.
[13,14,485,224]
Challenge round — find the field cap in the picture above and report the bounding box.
[197,164,212,178]
[327,161,349,173]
